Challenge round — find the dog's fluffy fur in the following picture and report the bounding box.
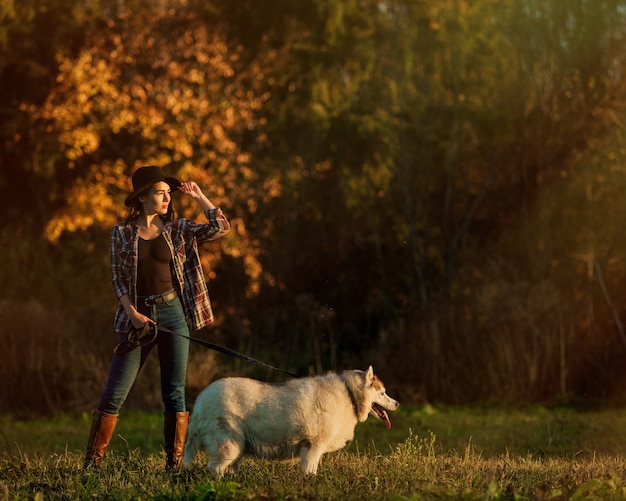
[183,366,399,475]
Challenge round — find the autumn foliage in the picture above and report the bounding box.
[3,0,626,414]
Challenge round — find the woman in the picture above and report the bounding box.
[84,165,230,469]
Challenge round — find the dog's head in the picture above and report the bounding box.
[342,366,399,428]
[364,366,400,429]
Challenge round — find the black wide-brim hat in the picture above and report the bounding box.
[125,166,181,207]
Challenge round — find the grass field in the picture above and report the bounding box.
[3,405,626,499]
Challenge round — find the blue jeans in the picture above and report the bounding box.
[98,292,190,414]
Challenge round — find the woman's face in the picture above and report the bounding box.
[139,181,171,216]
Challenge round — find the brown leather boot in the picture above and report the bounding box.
[164,411,189,470]
[84,410,119,467]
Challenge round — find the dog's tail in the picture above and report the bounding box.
[183,420,199,467]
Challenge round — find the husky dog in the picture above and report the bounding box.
[183,366,399,475]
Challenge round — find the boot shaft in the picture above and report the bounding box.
[164,411,189,470]
[84,410,119,467]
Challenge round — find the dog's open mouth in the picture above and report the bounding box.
[372,403,392,429]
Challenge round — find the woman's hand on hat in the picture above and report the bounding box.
[179,181,203,199]
[179,181,216,210]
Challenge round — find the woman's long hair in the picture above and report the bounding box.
[124,190,176,225]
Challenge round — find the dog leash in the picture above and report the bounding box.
[157,326,300,378]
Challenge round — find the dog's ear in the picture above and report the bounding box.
[365,366,374,381]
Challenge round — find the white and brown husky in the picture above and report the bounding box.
[183,366,399,475]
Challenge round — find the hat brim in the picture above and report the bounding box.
[125,177,181,207]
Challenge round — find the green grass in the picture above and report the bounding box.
[3,406,626,499]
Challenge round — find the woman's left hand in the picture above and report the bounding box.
[179,181,203,199]
[178,180,216,211]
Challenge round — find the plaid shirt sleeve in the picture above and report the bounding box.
[167,208,229,331]
[110,225,128,299]
[110,223,137,334]
[194,208,230,243]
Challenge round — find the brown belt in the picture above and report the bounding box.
[141,289,177,306]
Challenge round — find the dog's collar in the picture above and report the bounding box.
[342,379,360,419]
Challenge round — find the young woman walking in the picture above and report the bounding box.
[84,165,229,469]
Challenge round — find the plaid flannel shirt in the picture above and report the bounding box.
[110,208,229,334]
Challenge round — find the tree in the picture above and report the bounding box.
[30,0,278,296]
[0,0,92,222]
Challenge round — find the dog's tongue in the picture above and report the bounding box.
[382,411,391,429]
[372,403,392,429]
